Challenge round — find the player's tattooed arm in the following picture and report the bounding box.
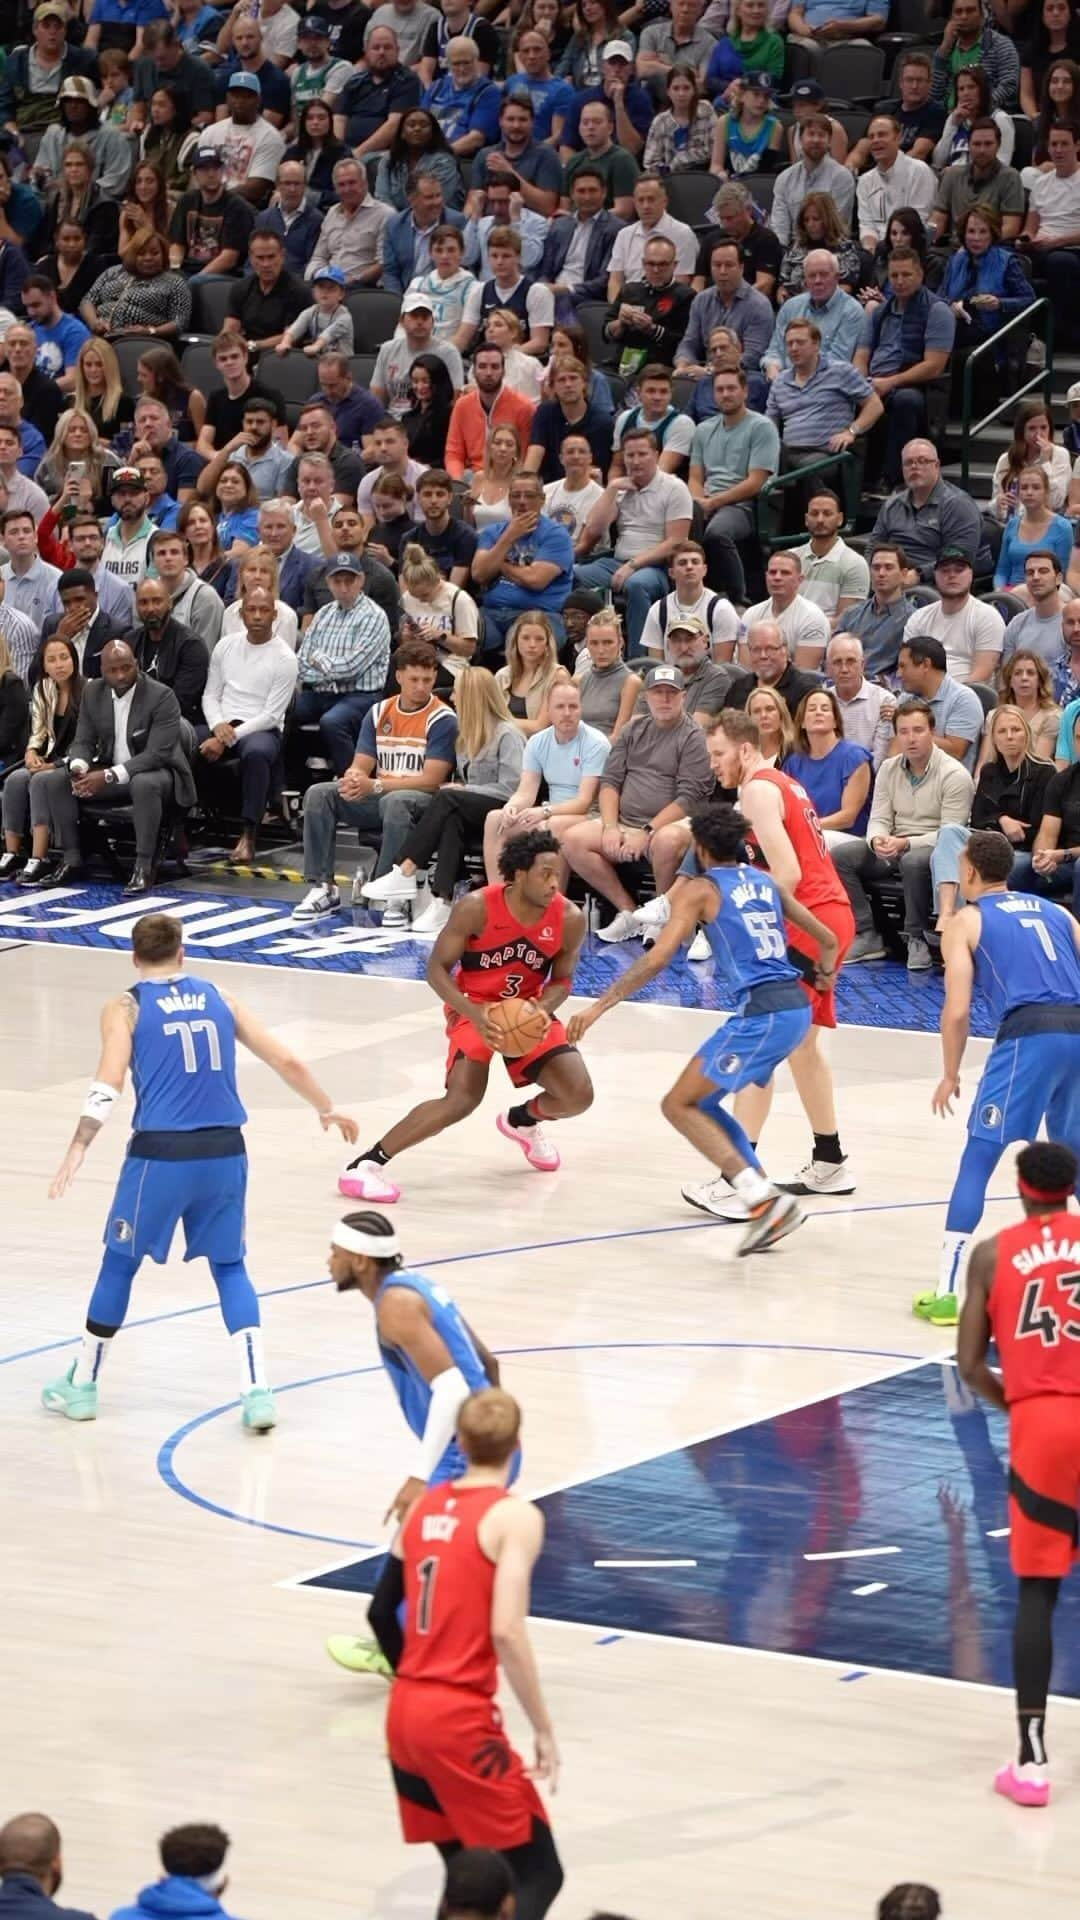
[566,880,716,1041]
[49,997,136,1198]
[538,901,587,1016]
[956,1240,1006,1411]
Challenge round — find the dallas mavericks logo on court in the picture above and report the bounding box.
[981,1103,1003,1128]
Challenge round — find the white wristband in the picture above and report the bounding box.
[81,1081,118,1124]
[413,1366,471,1481]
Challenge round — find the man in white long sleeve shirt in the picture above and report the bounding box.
[856,114,936,249]
[198,587,299,863]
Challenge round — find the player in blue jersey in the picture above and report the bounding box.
[43,912,358,1429]
[325,1206,503,1675]
[919,830,1080,1327]
[567,804,841,1255]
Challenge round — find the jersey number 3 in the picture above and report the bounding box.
[1016,1271,1080,1346]
[163,1019,223,1074]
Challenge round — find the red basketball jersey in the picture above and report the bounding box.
[454,883,566,1005]
[397,1482,508,1694]
[988,1212,1080,1404]
[748,766,849,915]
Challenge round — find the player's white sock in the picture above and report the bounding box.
[233,1327,269,1393]
[732,1166,774,1208]
[938,1230,969,1299]
[72,1333,112,1387]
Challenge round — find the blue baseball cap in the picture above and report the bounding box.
[227,70,262,94]
[327,553,365,576]
[313,264,347,287]
[299,11,331,30]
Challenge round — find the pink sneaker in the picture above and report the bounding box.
[994,1762,1050,1807]
[496,1112,560,1172]
[337,1159,401,1203]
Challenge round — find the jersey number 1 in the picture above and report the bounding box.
[163,1019,223,1074]
[416,1555,439,1634]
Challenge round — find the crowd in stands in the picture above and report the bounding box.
[0,0,1078,950]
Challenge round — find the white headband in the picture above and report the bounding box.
[332,1220,401,1258]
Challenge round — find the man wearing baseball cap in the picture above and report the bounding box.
[635,615,741,720]
[561,661,714,943]
[0,5,99,140]
[291,15,355,114]
[560,40,653,156]
[197,69,286,207]
[293,553,392,775]
[102,469,159,585]
[212,15,291,123]
[32,74,132,197]
[901,547,1005,690]
[371,292,464,420]
[169,146,256,279]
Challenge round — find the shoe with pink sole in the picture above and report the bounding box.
[994,1762,1050,1807]
[496,1112,560,1172]
[338,1158,402,1203]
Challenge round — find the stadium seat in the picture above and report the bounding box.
[349,288,402,349]
[664,172,718,229]
[111,334,161,399]
[181,340,225,396]
[984,591,1027,624]
[350,353,377,391]
[189,280,235,338]
[907,585,940,607]
[576,301,620,370]
[814,42,886,103]
[970,682,998,720]
[252,349,320,425]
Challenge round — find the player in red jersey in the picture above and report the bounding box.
[368,1387,563,1920]
[340,830,591,1201]
[681,709,856,1219]
[958,1140,1080,1809]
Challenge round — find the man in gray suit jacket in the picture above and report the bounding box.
[35,642,196,896]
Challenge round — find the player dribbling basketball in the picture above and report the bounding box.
[340,831,592,1201]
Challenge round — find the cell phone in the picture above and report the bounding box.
[66,462,87,481]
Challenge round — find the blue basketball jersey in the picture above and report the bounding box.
[973,892,1080,1025]
[376,1268,492,1441]
[702,864,802,1010]
[129,975,247,1133]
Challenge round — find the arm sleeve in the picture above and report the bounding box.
[367,1554,405,1670]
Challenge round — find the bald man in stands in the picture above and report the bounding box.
[0,1812,98,1919]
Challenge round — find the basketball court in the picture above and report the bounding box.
[2,877,1075,1920]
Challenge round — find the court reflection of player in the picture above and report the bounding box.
[339,829,592,1203]
[369,1389,564,1920]
[959,1139,1080,1808]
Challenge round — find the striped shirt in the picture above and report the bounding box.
[0,599,40,680]
[296,593,391,693]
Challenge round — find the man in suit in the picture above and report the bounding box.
[381,175,469,296]
[125,578,209,729]
[35,641,196,895]
[540,167,623,312]
[42,569,124,679]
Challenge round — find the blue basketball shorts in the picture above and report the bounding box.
[697,1004,811,1096]
[104,1153,248,1265]
[968,1032,1080,1148]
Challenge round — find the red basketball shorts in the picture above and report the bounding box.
[1008,1394,1080,1577]
[387,1680,549,1849]
[787,896,855,1029]
[445,1010,572,1088]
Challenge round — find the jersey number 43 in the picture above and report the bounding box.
[1016,1272,1080,1346]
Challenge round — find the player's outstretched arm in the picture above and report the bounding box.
[426,893,503,1045]
[776,885,840,985]
[934,912,977,1115]
[226,994,358,1141]
[957,1240,1006,1410]
[50,995,135,1198]
[567,881,714,1042]
[538,901,587,1018]
[488,1502,559,1790]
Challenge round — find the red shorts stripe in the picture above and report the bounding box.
[1008,1394,1080,1576]
[387,1681,548,1849]
[787,897,855,1029]
[445,1012,573,1088]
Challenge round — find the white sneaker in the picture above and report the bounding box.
[779,1156,855,1196]
[681,1176,748,1221]
[687,928,711,962]
[633,894,670,929]
[292,883,341,923]
[596,908,639,944]
[363,864,417,903]
[337,1159,402,1202]
[410,898,452,937]
[380,902,409,928]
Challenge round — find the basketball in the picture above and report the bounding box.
[486,999,551,1057]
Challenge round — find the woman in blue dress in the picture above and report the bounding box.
[785,690,873,842]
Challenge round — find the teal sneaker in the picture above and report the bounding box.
[326,1635,393,1677]
[242,1387,277,1432]
[41,1363,98,1421]
[912,1290,959,1328]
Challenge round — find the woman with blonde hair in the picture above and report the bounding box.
[575,608,642,740]
[362,665,526,934]
[777,190,862,299]
[71,337,133,442]
[747,684,795,765]
[0,633,82,886]
[480,310,544,404]
[399,542,479,680]
[933,703,1056,925]
[219,547,298,651]
[995,648,1062,761]
[466,421,523,528]
[34,409,119,514]
[497,614,570,736]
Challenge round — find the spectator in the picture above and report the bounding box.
[856,117,936,253]
[831,697,975,966]
[375,107,463,218]
[35,638,194,892]
[131,396,205,504]
[0,626,30,764]
[471,467,574,656]
[606,175,698,298]
[699,181,783,303]
[1,635,82,887]
[933,701,1055,922]
[790,489,870,623]
[635,611,739,718]
[1,508,61,629]
[990,398,1073,525]
[0,1813,97,1920]
[766,317,882,495]
[704,0,784,97]
[637,0,715,82]
[301,501,401,632]
[562,661,714,940]
[129,21,217,128]
[686,326,760,426]
[854,248,956,488]
[903,548,1005,685]
[399,219,475,340]
[455,228,553,361]
[445,346,536,482]
[1031,57,1080,172]
[563,100,639,219]
[102,466,162,587]
[315,354,383,454]
[603,236,695,383]
[197,584,298,862]
[254,160,325,276]
[399,540,479,676]
[525,358,612,483]
[869,440,988,583]
[355,419,428,531]
[878,1889,941,1920]
[82,230,192,345]
[283,401,366,506]
[366,0,441,70]
[371,292,465,421]
[284,99,350,212]
[198,72,286,208]
[277,266,354,360]
[293,552,391,771]
[785,685,873,841]
[62,514,137,631]
[1018,119,1080,339]
[423,38,501,158]
[194,398,292,516]
[70,337,136,446]
[574,430,692,651]
[0,567,42,683]
[461,177,550,283]
[541,168,625,308]
[931,0,1020,110]
[642,65,717,175]
[763,252,864,385]
[0,9,99,144]
[225,230,307,354]
[995,472,1076,591]
[610,366,694,478]
[740,616,822,712]
[41,566,123,678]
[824,630,898,767]
[361,663,525,932]
[213,16,291,122]
[37,140,120,263]
[771,121,856,255]
[1011,716,1080,909]
[137,451,180,532]
[33,222,103,324]
[787,0,885,48]
[557,0,632,91]
[176,499,232,596]
[848,55,943,177]
[709,70,784,178]
[742,551,831,668]
[0,375,46,482]
[838,536,921,693]
[401,354,457,466]
[930,118,1024,251]
[638,538,740,660]
[1021,0,1080,118]
[777,193,862,306]
[290,450,345,552]
[169,148,255,280]
[289,14,354,115]
[464,421,525,528]
[675,238,773,375]
[495,610,570,733]
[1049,593,1080,706]
[1002,557,1066,674]
[125,575,209,725]
[896,630,985,768]
[304,158,390,291]
[575,604,642,735]
[410,469,477,585]
[0,424,49,529]
[145,527,224,653]
[688,368,779,602]
[483,675,609,879]
[470,94,564,218]
[109,1823,244,1920]
[940,202,1037,368]
[503,27,575,144]
[561,40,652,158]
[933,65,1015,171]
[384,179,468,301]
[254,497,317,613]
